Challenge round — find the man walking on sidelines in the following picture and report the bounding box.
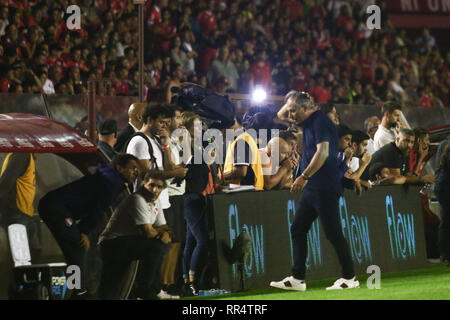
[271,91,358,291]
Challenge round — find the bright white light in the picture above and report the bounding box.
[252,87,267,104]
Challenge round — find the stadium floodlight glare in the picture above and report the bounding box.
[251,87,267,104]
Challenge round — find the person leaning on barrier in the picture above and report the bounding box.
[97,175,171,300]
[114,102,147,153]
[373,101,403,152]
[223,117,264,190]
[370,128,435,185]
[364,116,381,155]
[434,137,450,265]
[259,137,293,190]
[38,153,139,300]
[368,162,407,185]
[410,127,440,260]
[279,130,300,172]
[319,102,339,125]
[346,130,372,190]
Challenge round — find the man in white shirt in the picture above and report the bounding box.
[373,101,402,152]
[364,116,380,155]
[98,176,171,300]
[125,104,187,212]
[160,105,188,297]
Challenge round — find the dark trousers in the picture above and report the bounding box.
[182,193,209,278]
[38,201,86,291]
[437,190,450,260]
[291,187,354,280]
[98,236,168,299]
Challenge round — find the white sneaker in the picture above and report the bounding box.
[326,277,360,290]
[157,290,180,300]
[270,276,306,291]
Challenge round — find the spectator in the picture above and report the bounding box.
[166,63,184,103]
[154,9,177,54]
[373,101,402,152]
[312,19,330,52]
[347,130,372,186]
[207,45,239,91]
[197,0,217,38]
[370,128,434,184]
[416,27,436,55]
[319,102,339,125]
[368,162,407,185]
[170,36,190,75]
[180,29,197,76]
[97,119,118,161]
[434,137,450,265]
[260,137,293,190]
[364,116,381,155]
[310,77,331,103]
[250,49,271,92]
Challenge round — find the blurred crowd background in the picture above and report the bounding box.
[0,0,449,110]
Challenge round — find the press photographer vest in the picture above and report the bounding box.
[224,132,264,190]
[0,153,36,216]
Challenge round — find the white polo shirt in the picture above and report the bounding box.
[373,125,397,152]
[126,133,171,209]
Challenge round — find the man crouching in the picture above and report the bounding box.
[98,174,171,300]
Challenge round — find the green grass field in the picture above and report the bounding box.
[184,263,450,300]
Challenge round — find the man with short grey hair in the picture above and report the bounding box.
[271,90,358,292]
[364,116,380,155]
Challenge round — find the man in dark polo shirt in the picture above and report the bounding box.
[270,91,358,291]
[370,128,434,184]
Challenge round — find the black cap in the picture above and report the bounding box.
[98,119,117,135]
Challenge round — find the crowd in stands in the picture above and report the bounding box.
[0,0,449,109]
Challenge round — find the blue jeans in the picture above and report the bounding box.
[436,189,450,260]
[182,193,209,278]
[291,187,354,280]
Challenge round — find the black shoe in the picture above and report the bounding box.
[166,284,183,296]
[183,283,198,297]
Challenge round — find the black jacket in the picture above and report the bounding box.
[114,123,136,152]
[38,165,127,234]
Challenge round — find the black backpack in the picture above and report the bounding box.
[123,132,158,169]
[171,83,236,129]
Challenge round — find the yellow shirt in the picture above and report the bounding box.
[0,153,36,216]
[224,132,264,190]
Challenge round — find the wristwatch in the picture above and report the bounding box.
[301,172,309,180]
